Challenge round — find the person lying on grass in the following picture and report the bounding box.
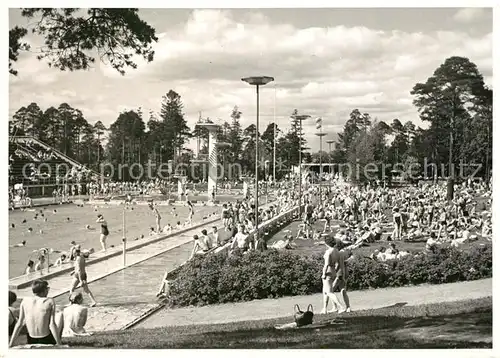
[370,244,410,261]
[270,234,296,250]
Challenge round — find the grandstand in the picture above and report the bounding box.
[9,136,101,197]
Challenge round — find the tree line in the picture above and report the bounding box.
[9,89,310,181]
[10,56,492,185]
[327,56,492,186]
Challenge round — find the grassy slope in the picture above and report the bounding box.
[63,297,492,349]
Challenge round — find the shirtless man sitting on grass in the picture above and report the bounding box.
[9,279,62,347]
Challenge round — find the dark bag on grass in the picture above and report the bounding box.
[294,304,314,327]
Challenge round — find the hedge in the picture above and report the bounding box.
[165,244,492,308]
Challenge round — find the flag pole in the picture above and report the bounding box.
[122,208,126,267]
[273,84,277,182]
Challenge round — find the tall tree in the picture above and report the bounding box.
[9,8,158,76]
[242,124,258,173]
[336,109,363,161]
[260,122,279,157]
[11,102,44,137]
[106,109,146,180]
[286,109,308,166]
[159,90,191,161]
[93,120,107,165]
[228,106,243,162]
[57,103,85,156]
[411,56,489,198]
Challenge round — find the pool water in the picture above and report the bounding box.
[9,203,220,278]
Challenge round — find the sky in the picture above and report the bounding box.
[8,7,493,151]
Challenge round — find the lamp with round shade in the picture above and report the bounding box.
[241,75,275,245]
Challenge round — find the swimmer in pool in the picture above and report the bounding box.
[12,240,27,248]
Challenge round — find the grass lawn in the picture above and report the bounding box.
[268,219,491,258]
[61,297,492,349]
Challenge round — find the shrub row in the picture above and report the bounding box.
[165,244,492,308]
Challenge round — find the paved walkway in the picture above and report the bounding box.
[135,278,492,329]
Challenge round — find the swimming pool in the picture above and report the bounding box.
[8,203,220,278]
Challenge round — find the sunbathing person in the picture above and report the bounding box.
[60,292,91,337]
[9,279,62,347]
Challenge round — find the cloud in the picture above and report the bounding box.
[453,8,487,23]
[9,9,493,151]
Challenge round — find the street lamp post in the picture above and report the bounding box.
[315,119,327,205]
[273,85,277,183]
[326,139,335,188]
[291,114,311,216]
[442,82,455,201]
[242,76,274,246]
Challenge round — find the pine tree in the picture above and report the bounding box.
[159,90,191,161]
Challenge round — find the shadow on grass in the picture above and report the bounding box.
[65,298,492,349]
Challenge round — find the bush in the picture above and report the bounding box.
[165,244,492,308]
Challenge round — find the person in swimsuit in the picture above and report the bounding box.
[303,201,314,239]
[322,237,361,314]
[11,240,27,248]
[34,253,46,272]
[189,234,210,260]
[392,207,402,240]
[150,203,162,232]
[96,214,109,252]
[230,225,250,252]
[8,291,18,337]
[221,203,231,230]
[69,246,97,307]
[9,279,62,347]
[437,208,448,239]
[61,292,91,337]
[25,260,35,275]
[187,201,194,226]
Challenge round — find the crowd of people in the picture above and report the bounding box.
[155,182,301,298]
[8,168,493,345]
[287,176,492,249]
